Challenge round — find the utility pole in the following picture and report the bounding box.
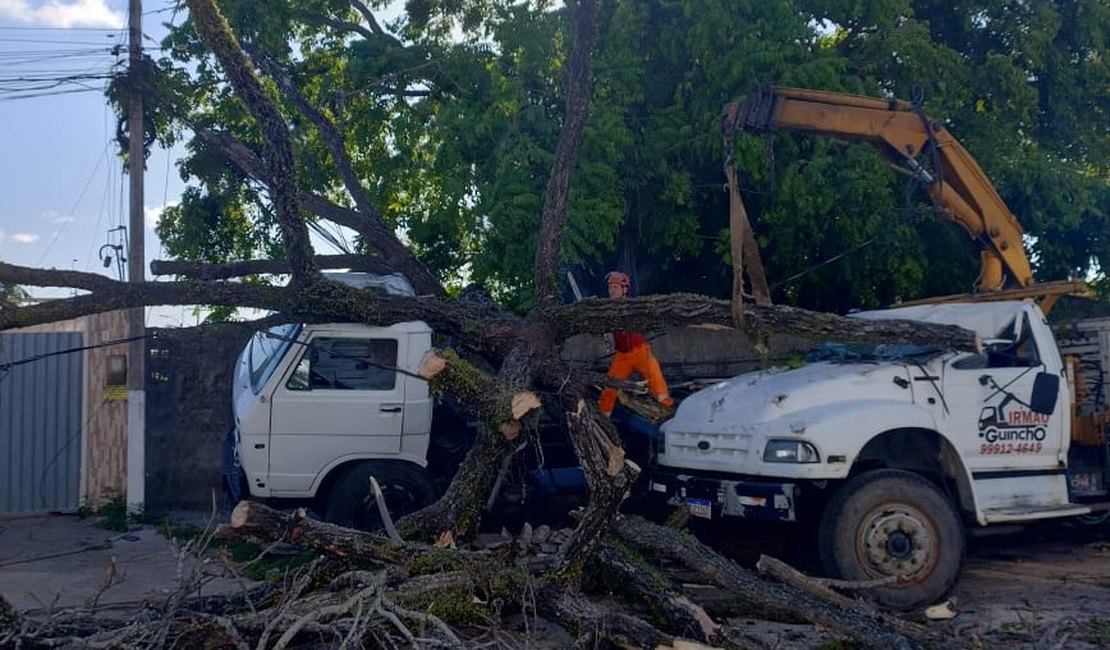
[126,0,145,512]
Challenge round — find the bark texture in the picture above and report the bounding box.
[186,0,316,286]
[533,0,599,305]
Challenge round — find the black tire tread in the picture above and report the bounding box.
[818,468,964,610]
[324,460,437,531]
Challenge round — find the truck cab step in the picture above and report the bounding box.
[982,504,1092,523]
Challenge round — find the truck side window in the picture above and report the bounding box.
[286,337,398,391]
[986,315,1041,368]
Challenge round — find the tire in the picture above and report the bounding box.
[818,469,964,610]
[324,460,438,532]
[1072,510,1110,527]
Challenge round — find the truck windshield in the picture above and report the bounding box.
[806,342,942,364]
[248,324,301,394]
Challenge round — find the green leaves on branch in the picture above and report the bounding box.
[143,0,1105,312]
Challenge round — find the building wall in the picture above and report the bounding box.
[82,311,129,506]
[16,311,129,508]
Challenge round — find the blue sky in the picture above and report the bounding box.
[0,0,185,308]
[1,1,410,325]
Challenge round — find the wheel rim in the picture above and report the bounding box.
[855,504,938,584]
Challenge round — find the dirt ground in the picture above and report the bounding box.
[716,520,1110,649]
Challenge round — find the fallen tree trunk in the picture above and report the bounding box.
[755,554,946,646]
[612,516,954,650]
[217,501,954,650]
[545,294,979,352]
[217,501,688,648]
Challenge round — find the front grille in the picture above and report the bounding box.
[668,430,753,460]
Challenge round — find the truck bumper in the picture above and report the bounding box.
[646,469,797,522]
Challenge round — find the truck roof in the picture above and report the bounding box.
[325,271,415,297]
[851,301,1032,340]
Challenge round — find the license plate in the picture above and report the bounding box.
[685,497,712,519]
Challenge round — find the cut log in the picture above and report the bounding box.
[755,555,949,647]
[594,544,721,643]
[218,501,500,571]
[613,517,950,650]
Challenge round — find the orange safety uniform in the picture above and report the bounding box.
[598,329,673,415]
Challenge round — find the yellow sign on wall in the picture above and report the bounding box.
[104,386,127,401]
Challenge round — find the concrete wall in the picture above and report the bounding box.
[144,327,250,512]
[138,323,814,510]
[562,328,813,383]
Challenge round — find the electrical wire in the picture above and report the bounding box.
[0,334,147,374]
[36,400,111,510]
[0,27,121,32]
[35,139,114,266]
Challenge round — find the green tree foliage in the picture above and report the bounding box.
[137,0,1106,312]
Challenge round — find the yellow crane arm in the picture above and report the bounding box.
[724,85,1034,291]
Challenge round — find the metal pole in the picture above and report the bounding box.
[126,0,145,512]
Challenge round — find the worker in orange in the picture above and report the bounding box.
[597,271,674,417]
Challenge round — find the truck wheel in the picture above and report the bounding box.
[818,469,964,610]
[324,461,438,532]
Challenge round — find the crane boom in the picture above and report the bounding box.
[724,85,1034,292]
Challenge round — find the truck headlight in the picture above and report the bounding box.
[763,439,820,463]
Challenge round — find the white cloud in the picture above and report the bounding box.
[12,233,40,244]
[145,201,177,230]
[52,215,75,224]
[0,0,124,29]
[0,229,6,242]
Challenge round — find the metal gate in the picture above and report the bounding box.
[0,332,84,514]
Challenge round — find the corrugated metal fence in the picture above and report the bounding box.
[0,332,84,514]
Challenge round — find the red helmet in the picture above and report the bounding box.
[605,271,630,288]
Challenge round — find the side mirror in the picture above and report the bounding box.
[1030,372,1060,415]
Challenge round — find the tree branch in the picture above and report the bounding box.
[0,268,481,337]
[542,294,980,351]
[0,262,118,293]
[185,0,317,286]
[150,254,396,280]
[194,127,442,296]
[244,43,444,297]
[349,0,392,39]
[533,0,599,304]
[313,13,375,41]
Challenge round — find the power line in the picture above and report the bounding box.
[0,84,105,101]
[0,26,122,32]
[35,140,113,266]
[0,334,147,373]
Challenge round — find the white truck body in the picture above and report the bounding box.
[658,301,1090,523]
[651,300,1109,608]
[228,271,452,529]
[232,320,435,499]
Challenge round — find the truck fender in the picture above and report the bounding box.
[855,428,976,516]
[759,400,939,477]
[309,451,428,499]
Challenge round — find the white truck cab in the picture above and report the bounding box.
[650,301,1108,609]
[227,273,443,529]
[233,320,435,498]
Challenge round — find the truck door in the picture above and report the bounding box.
[267,332,406,494]
[940,312,1067,491]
